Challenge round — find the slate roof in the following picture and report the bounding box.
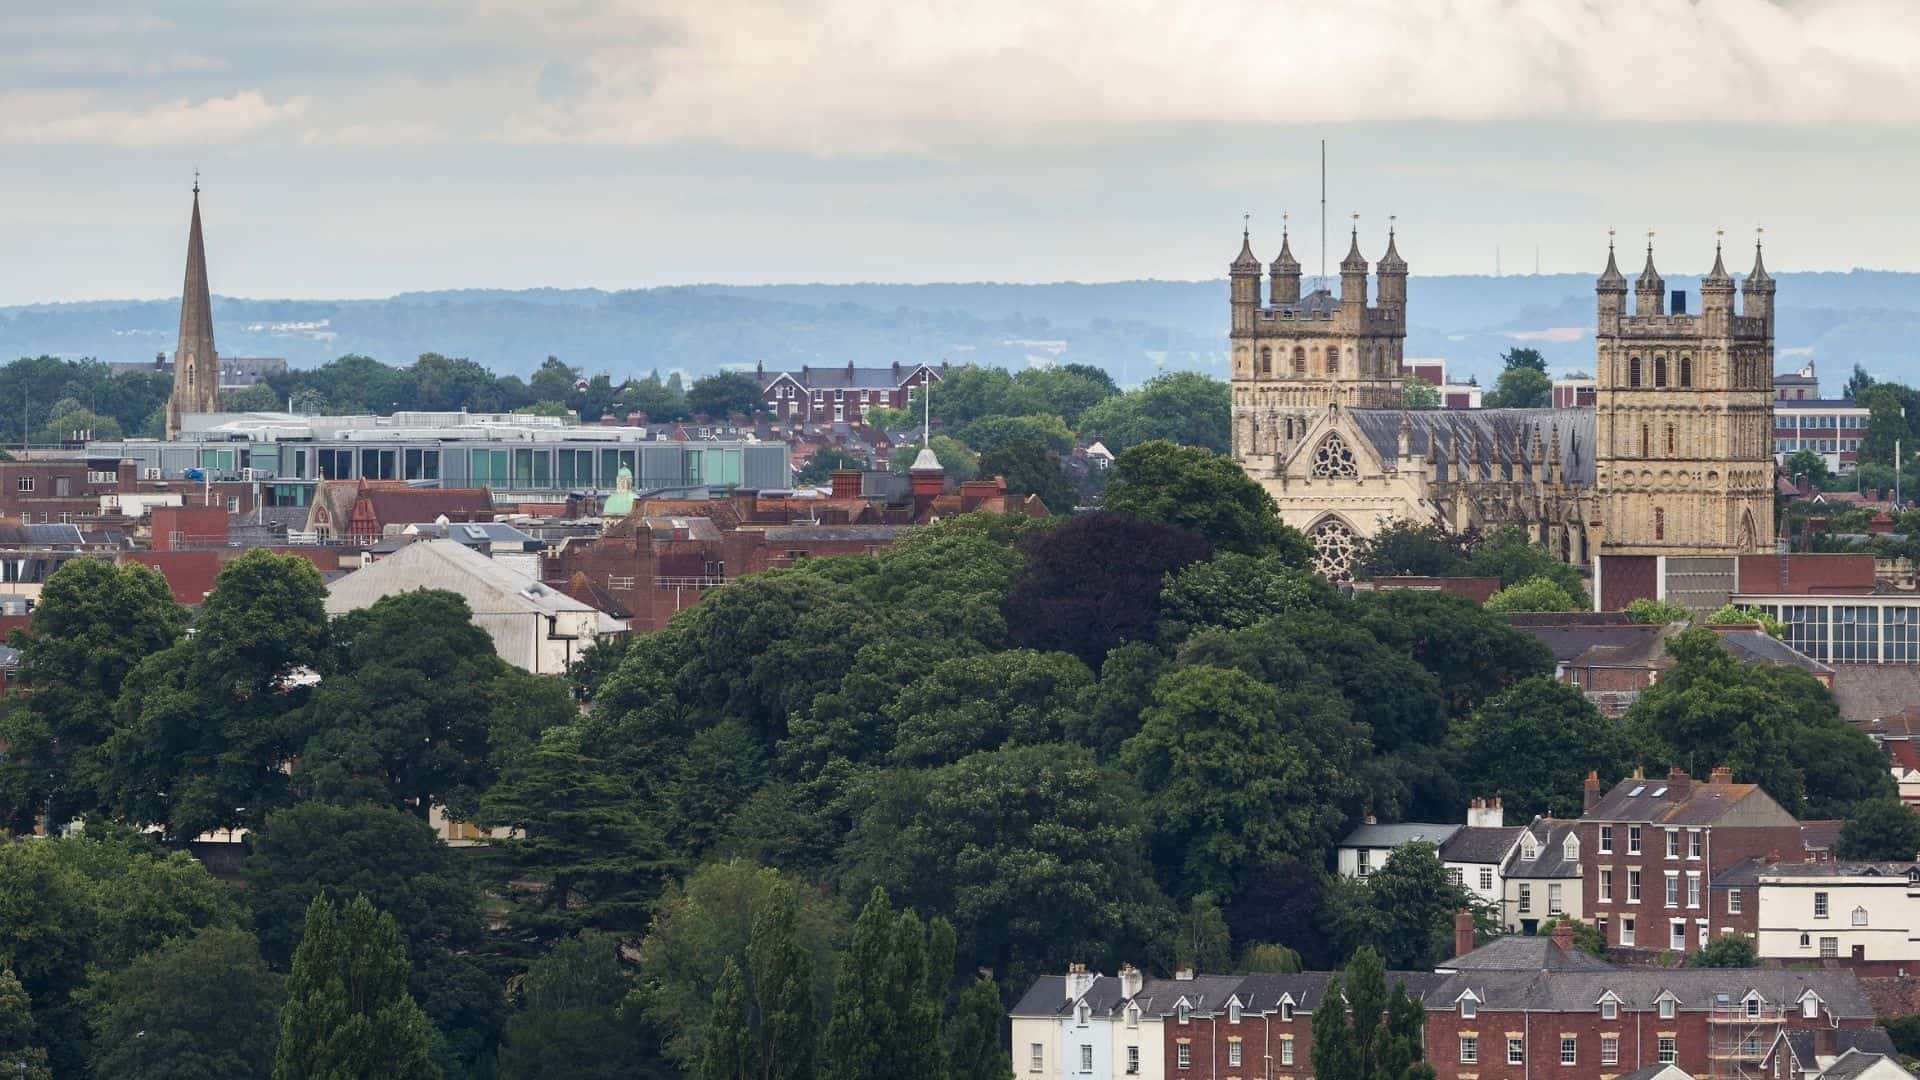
[1780,1028,1899,1071]
[1616,1065,1686,1080]
[1342,822,1461,849]
[1419,969,1873,1017]
[1719,630,1834,675]
[1009,975,1067,1017]
[1348,407,1597,486]
[1441,826,1526,865]
[1585,774,1795,827]
[325,539,621,630]
[1444,934,1616,973]
[760,363,939,392]
[1508,819,1582,878]
[1822,1050,1901,1080]
[1760,860,1918,879]
[1515,622,1666,664]
[1830,666,1920,726]
[1271,287,1341,317]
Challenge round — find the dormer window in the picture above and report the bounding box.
[1522,838,1539,861]
[1177,1003,1190,1024]
[1658,996,1676,1020]
[1801,995,1820,1019]
[1229,1002,1242,1024]
[1280,999,1295,1022]
[1745,994,1762,1019]
[1460,995,1478,1019]
[1126,1005,1138,1029]
[1600,998,1618,1020]
[1078,1003,1090,1026]
[1564,835,1579,861]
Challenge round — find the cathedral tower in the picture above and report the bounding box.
[1230,218,1405,474]
[1592,234,1775,558]
[164,181,221,438]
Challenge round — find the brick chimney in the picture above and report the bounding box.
[1550,920,1574,953]
[1709,765,1733,785]
[829,469,862,499]
[1453,909,1476,959]
[1584,770,1602,813]
[1666,767,1691,801]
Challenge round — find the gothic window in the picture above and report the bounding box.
[1309,518,1359,582]
[1655,357,1668,387]
[1655,507,1665,540]
[1641,424,1650,458]
[1259,347,1273,376]
[1667,424,1675,455]
[1325,348,1338,376]
[1311,434,1359,479]
[1679,355,1693,387]
[1293,347,1307,374]
[1629,356,1642,387]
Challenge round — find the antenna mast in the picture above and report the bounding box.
[1319,140,1327,290]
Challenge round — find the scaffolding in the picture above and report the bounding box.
[1708,994,1787,1080]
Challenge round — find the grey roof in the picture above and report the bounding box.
[1270,287,1341,317]
[762,364,937,392]
[1781,1028,1899,1071]
[1341,822,1461,849]
[1444,934,1616,973]
[1719,630,1833,674]
[1616,1065,1686,1080]
[1134,974,1249,1018]
[1830,666,1920,726]
[1585,774,1795,827]
[1009,975,1067,1017]
[1507,819,1582,878]
[1418,968,1874,1017]
[1822,1050,1902,1080]
[761,525,913,542]
[1774,398,1868,410]
[1713,856,1770,888]
[1347,407,1597,486]
[1440,826,1526,865]
[1760,860,1919,879]
[1519,622,1669,664]
[325,539,621,629]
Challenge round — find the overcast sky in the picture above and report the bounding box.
[4,0,1920,304]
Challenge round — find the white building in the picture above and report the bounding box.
[324,538,624,674]
[1009,966,1162,1080]
[1336,798,1524,909]
[1754,861,1920,963]
[1503,818,1584,933]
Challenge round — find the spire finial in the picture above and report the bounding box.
[192,168,200,197]
[1647,228,1655,254]
[1351,211,1359,238]
[1716,227,1724,254]
[1608,228,1615,252]
[1756,224,1765,250]
[1282,211,1289,238]
[1242,211,1250,240]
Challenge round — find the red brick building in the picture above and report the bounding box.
[758,361,945,424]
[1579,767,1816,956]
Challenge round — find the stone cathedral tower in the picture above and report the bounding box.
[1229,219,1406,474]
[164,182,220,438]
[1591,234,1775,557]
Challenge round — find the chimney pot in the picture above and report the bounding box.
[1584,771,1602,813]
[1666,767,1691,800]
[1550,920,1574,952]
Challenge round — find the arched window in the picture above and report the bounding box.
[1655,357,1668,387]
[1325,348,1338,376]
[1667,424,1676,456]
[1641,424,1650,458]
[1629,356,1642,387]
[1311,434,1359,479]
[1852,906,1869,927]
[1259,346,1272,375]
[1293,347,1307,374]
[1679,356,1692,387]
[1655,507,1665,540]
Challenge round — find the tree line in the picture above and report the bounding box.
[0,440,1908,1078]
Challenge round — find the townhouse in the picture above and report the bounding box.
[1336,798,1524,912]
[1579,767,1814,955]
[1749,861,1920,965]
[1505,818,1584,934]
[1010,925,1880,1080]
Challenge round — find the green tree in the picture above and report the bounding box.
[821,888,933,1080]
[1103,440,1310,559]
[975,439,1076,513]
[529,356,581,404]
[1689,934,1758,967]
[1174,894,1232,972]
[1076,371,1231,453]
[1005,511,1211,666]
[1786,448,1832,490]
[1238,943,1303,973]
[1323,843,1490,970]
[1356,589,1552,718]
[96,549,329,838]
[1402,377,1441,409]
[1450,678,1634,820]
[1626,597,1691,624]
[686,372,764,419]
[948,976,1013,1080]
[1704,604,1786,637]
[221,384,284,412]
[1484,575,1579,613]
[1466,526,1589,602]
[87,927,282,1080]
[1836,798,1920,861]
[1625,629,1894,817]
[1312,978,1358,1080]
[271,896,439,1080]
[959,413,1075,454]
[700,961,753,1080]
[1551,917,1608,956]
[795,447,866,485]
[0,559,185,830]
[496,932,665,1080]
[1355,521,1469,579]
[637,861,842,1072]
[1844,364,1874,401]
[1157,553,1340,642]
[479,725,677,937]
[623,371,689,422]
[0,969,50,1080]
[840,744,1170,989]
[292,589,521,820]
[888,650,1093,767]
[1122,665,1359,895]
[1483,356,1552,408]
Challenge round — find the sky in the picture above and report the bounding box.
[4,0,1920,304]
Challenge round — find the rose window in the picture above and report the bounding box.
[1311,434,1359,479]
[1309,518,1358,582]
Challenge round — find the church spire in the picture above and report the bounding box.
[165,180,220,437]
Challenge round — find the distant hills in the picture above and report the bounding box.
[6,271,1919,389]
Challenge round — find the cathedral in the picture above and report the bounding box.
[1228,222,1776,583]
[163,182,221,438]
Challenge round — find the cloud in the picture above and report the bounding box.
[0,90,307,146]
[301,121,442,146]
[499,0,1920,152]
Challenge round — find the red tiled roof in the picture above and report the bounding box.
[358,487,492,524]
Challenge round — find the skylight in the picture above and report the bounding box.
[1651,786,1668,797]
[1628,785,1646,796]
